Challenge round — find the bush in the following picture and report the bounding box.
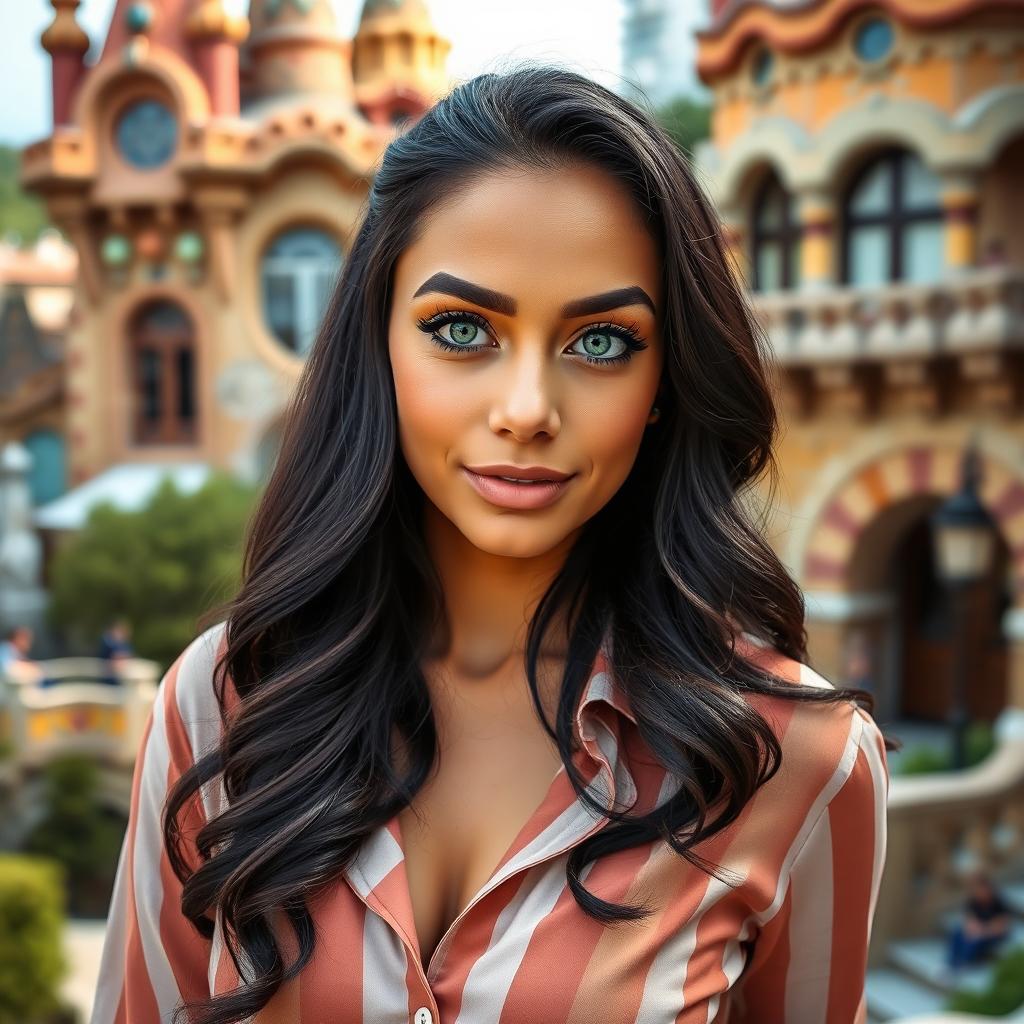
[945,943,1024,1015]
[0,854,68,1024]
[21,755,127,918]
[895,721,997,775]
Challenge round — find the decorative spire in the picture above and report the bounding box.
[41,0,91,128]
[186,0,249,116]
[41,0,90,56]
[352,0,449,124]
[185,0,249,44]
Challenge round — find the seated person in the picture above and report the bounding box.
[947,868,1013,971]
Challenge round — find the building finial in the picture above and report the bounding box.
[41,0,90,57]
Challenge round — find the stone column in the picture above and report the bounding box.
[941,172,981,275]
[796,187,836,292]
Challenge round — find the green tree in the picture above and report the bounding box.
[0,855,67,1024]
[47,471,259,666]
[655,95,712,161]
[0,144,51,244]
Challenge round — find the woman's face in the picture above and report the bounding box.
[387,163,664,559]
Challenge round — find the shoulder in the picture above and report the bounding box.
[733,637,890,834]
[154,619,231,769]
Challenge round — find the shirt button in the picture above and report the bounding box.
[414,1009,433,1024]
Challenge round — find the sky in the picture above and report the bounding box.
[0,0,631,146]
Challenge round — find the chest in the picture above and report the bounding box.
[397,713,566,972]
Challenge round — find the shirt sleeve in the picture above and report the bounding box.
[90,637,217,1024]
[727,706,890,1024]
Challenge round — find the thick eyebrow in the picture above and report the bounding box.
[412,272,656,318]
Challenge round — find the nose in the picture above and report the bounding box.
[488,345,561,442]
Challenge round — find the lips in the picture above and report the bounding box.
[461,466,576,510]
[463,463,574,482]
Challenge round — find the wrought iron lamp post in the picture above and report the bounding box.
[929,444,996,770]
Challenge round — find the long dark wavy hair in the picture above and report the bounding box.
[165,62,900,1024]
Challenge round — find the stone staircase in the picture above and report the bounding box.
[866,882,1024,1022]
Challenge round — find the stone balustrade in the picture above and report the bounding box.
[0,656,159,774]
[754,266,1024,365]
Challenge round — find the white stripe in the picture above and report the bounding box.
[750,708,864,929]
[174,621,229,821]
[132,671,188,1017]
[784,803,834,1024]
[362,907,414,1023]
[622,770,717,1022]
[857,711,890,934]
[723,707,866,1017]
[455,857,597,1023]
[208,907,224,995]
[88,824,132,1022]
[347,824,405,897]
[710,914,756,1024]
[637,871,747,1022]
[798,662,837,691]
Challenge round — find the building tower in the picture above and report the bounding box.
[351,0,452,127]
[20,0,451,517]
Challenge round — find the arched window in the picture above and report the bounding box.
[129,300,197,445]
[750,171,800,291]
[23,429,67,505]
[842,148,945,286]
[260,226,343,355]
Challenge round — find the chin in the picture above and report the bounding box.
[461,519,572,559]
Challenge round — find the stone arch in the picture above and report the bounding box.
[795,435,1024,602]
[713,116,811,205]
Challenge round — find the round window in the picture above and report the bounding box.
[115,99,177,169]
[854,18,894,62]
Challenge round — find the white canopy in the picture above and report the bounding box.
[33,462,213,531]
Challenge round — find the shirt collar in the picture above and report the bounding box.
[573,630,638,733]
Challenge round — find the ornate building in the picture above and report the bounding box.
[18,0,450,503]
[0,232,76,508]
[695,0,1024,719]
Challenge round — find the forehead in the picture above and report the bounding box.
[392,164,661,309]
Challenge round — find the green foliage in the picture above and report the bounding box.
[945,943,1024,1015]
[895,721,997,775]
[0,854,67,1024]
[21,755,126,919]
[654,95,712,159]
[897,744,950,775]
[0,144,51,244]
[46,470,258,666]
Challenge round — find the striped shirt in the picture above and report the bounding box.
[92,619,890,1024]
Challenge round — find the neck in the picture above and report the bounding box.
[422,501,580,680]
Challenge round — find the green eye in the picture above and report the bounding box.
[577,331,619,359]
[448,321,481,346]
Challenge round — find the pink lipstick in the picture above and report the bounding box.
[462,465,576,510]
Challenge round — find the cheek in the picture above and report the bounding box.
[573,382,654,478]
[389,336,464,472]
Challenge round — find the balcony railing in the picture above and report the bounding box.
[753,266,1024,365]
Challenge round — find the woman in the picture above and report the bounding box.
[92,64,895,1024]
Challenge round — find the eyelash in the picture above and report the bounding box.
[414,305,649,366]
